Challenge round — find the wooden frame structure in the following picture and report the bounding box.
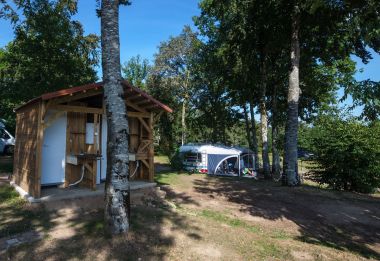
[12,81,172,198]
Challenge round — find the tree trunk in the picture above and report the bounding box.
[271,85,281,178]
[249,102,260,171]
[181,97,187,145]
[243,104,253,149]
[101,0,130,234]
[260,59,271,179]
[283,4,300,186]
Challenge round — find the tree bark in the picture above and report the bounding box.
[181,71,190,146]
[283,4,300,186]
[260,59,271,179]
[181,96,187,145]
[101,0,130,234]
[243,104,253,149]
[249,102,260,171]
[271,85,281,178]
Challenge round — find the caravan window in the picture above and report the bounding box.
[0,129,10,139]
[184,152,202,163]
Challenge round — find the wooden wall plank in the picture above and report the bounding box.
[148,113,155,181]
[12,101,40,198]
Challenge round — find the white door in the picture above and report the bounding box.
[41,112,67,185]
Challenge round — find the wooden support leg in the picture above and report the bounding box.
[148,113,154,182]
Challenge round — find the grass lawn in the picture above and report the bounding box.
[154,155,170,165]
[1,157,380,260]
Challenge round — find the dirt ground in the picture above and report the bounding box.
[1,158,380,260]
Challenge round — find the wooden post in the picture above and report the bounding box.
[35,101,46,198]
[139,120,143,179]
[148,112,154,182]
[93,113,98,189]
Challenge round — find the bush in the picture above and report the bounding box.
[309,116,380,193]
[169,148,183,170]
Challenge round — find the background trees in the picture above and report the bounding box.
[0,0,99,132]
[122,55,150,90]
[1,0,379,193]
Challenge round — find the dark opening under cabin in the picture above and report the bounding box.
[11,80,172,199]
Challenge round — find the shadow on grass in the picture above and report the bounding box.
[0,186,56,239]
[2,183,201,260]
[192,175,380,259]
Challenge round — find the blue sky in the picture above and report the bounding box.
[0,0,378,114]
[0,0,200,74]
[75,0,201,75]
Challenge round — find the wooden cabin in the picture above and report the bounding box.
[11,81,172,199]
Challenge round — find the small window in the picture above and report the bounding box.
[0,129,9,139]
[184,152,201,163]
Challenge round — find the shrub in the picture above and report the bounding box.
[309,116,380,193]
[169,148,183,170]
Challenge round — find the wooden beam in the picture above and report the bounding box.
[137,117,151,133]
[148,113,154,181]
[144,104,159,110]
[141,159,150,169]
[50,105,103,114]
[125,100,147,113]
[127,94,142,102]
[35,100,46,198]
[50,89,103,105]
[135,99,151,106]
[42,100,53,120]
[135,154,149,160]
[128,111,150,118]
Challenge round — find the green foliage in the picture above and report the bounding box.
[344,80,380,122]
[148,26,198,151]
[309,115,380,193]
[0,0,99,128]
[122,55,151,90]
[169,148,183,171]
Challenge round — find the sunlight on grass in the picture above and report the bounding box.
[154,155,170,165]
[155,172,182,185]
[155,172,201,190]
[255,239,289,259]
[192,209,261,233]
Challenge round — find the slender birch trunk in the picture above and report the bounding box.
[271,85,281,178]
[249,102,260,171]
[284,4,300,186]
[101,0,130,234]
[243,104,253,149]
[260,59,271,179]
[181,97,186,145]
[181,71,190,146]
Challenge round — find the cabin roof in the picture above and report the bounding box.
[15,80,173,113]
